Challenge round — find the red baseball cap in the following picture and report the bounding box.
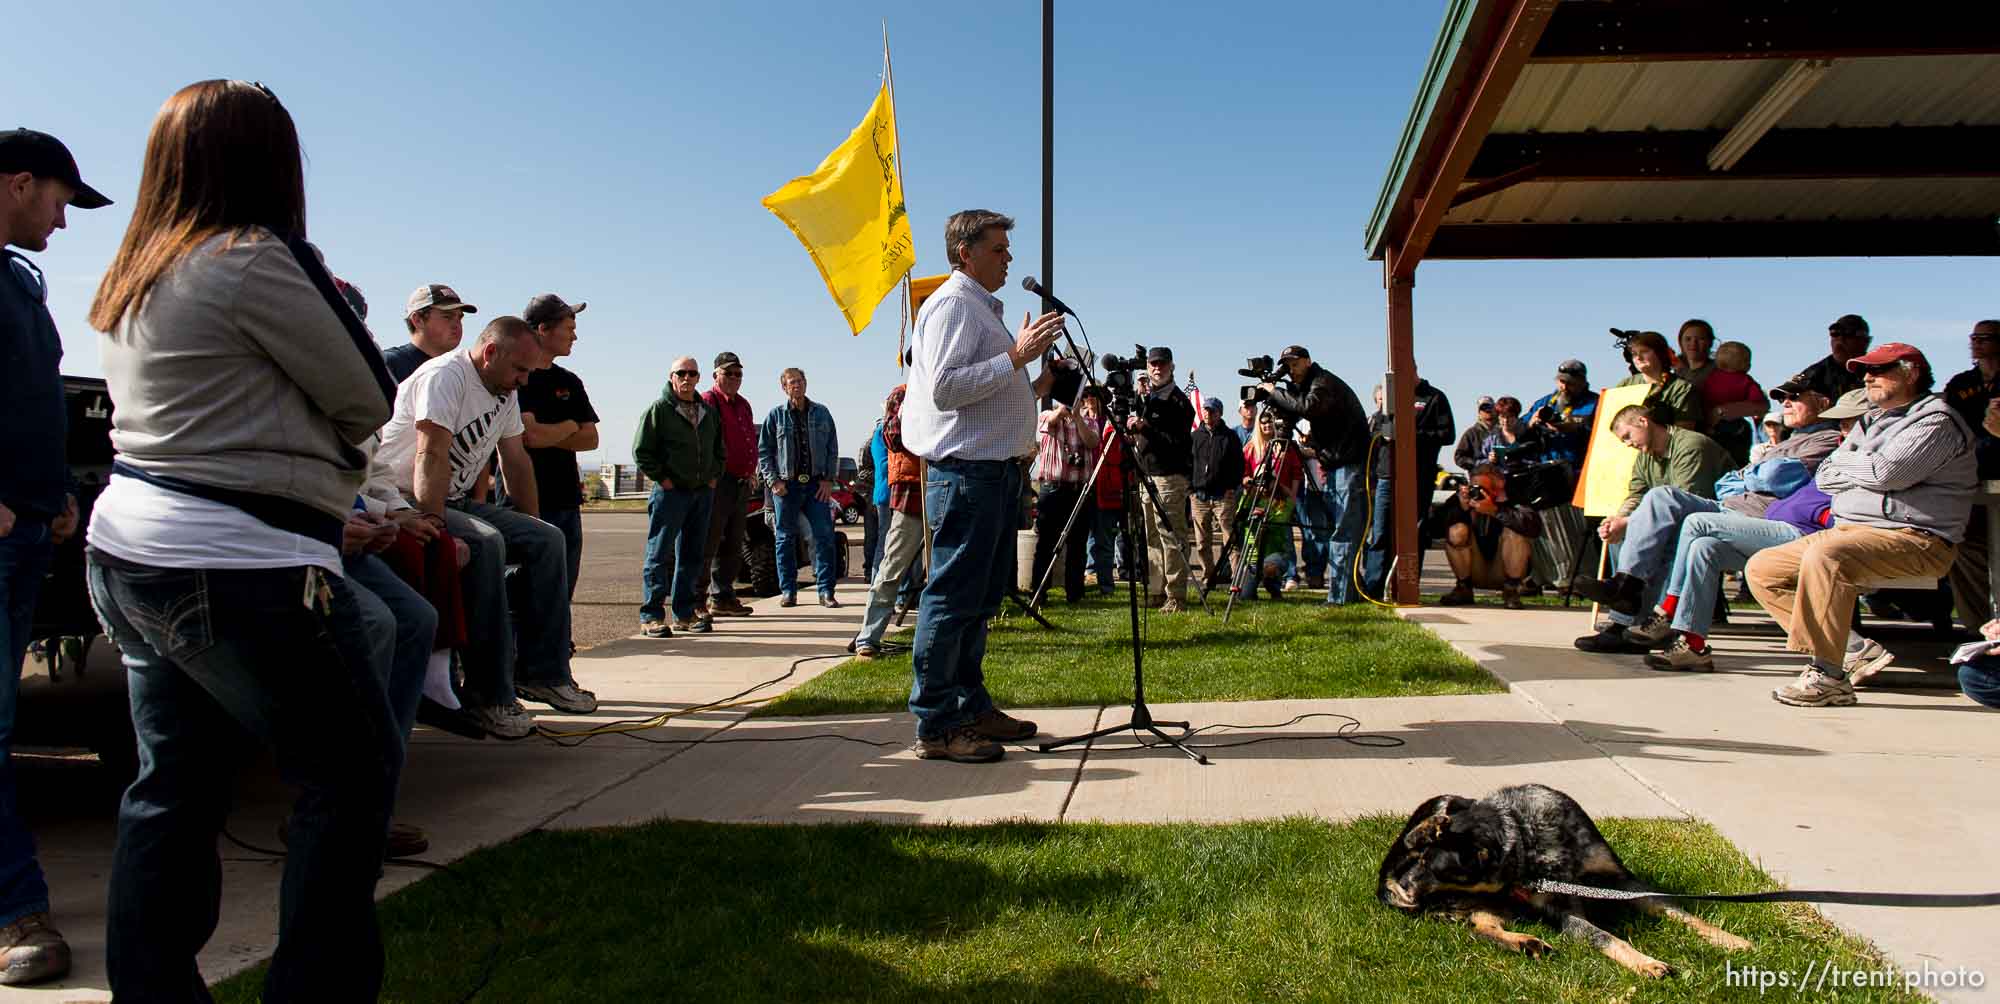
[1844,342,1926,372]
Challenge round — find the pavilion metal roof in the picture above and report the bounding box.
[1365,1,2000,266]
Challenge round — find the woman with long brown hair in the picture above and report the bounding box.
[1613,330,1697,429]
[84,80,400,1001]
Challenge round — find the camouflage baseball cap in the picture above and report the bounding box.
[404,284,477,318]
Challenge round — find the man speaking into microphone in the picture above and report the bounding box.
[901,210,1068,764]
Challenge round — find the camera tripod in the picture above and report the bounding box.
[1200,406,1323,623]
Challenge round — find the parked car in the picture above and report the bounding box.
[828,485,864,525]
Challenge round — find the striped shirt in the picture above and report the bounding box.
[901,271,1037,462]
[1033,408,1095,484]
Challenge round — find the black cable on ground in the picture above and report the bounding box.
[1083,711,1407,753]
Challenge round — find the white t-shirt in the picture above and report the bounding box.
[376,348,524,502]
[88,475,344,575]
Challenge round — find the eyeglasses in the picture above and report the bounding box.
[672,369,699,378]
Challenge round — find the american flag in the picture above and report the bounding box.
[1185,371,1203,431]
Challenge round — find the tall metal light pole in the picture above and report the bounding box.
[1040,0,1054,316]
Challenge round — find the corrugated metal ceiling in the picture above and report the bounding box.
[1446,177,2000,225]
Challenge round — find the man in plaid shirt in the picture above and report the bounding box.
[1030,398,1100,605]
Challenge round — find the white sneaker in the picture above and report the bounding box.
[517,682,598,714]
[1773,666,1857,707]
[467,701,536,739]
[1843,638,1894,686]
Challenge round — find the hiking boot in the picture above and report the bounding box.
[1501,583,1524,610]
[0,912,70,986]
[780,593,798,607]
[517,682,598,715]
[1517,580,1544,598]
[1645,635,1714,673]
[1774,666,1857,707]
[639,619,672,639]
[691,601,711,620]
[1438,581,1475,606]
[385,821,430,858]
[673,616,713,634]
[1624,610,1674,648]
[710,597,754,617]
[914,726,1004,763]
[466,700,536,740]
[819,593,842,608]
[1574,622,1648,654]
[1159,598,1185,614]
[1844,637,1894,686]
[970,708,1038,740]
[1571,573,1645,617]
[853,643,879,661]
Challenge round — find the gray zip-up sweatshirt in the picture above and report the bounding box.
[1817,393,1976,542]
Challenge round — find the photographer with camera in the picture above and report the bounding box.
[1524,359,1599,592]
[1255,345,1370,603]
[1437,463,1542,608]
[1128,347,1196,612]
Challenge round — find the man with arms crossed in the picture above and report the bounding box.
[902,209,1067,763]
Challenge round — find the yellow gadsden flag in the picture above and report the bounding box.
[762,83,915,335]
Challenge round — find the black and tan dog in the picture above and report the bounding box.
[1377,784,1751,977]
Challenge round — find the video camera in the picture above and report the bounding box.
[1238,355,1279,402]
[1099,345,1150,418]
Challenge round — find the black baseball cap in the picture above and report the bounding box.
[0,129,111,209]
[1769,368,1836,402]
[522,293,586,327]
[713,351,743,371]
[1146,346,1173,363]
[1278,345,1310,363]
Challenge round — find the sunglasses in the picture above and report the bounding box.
[1859,363,1902,376]
[672,369,700,378]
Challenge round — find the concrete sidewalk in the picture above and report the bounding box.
[11,582,1992,1000]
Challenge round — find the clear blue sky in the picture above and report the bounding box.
[18,1,1996,473]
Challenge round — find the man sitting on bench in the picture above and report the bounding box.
[1746,343,1977,708]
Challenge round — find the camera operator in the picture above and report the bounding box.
[1525,359,1598,592]
[1258,345,1370,602]
[1437,463,1542,609]
[1127,347,1196,611]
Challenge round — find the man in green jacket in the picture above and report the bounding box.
[635,355,725,636]
[1573,404,1735,652]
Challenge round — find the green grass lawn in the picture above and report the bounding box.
[756,593,1499,717]
[213,817,1915,1003]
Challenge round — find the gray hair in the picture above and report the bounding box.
[943,210,1014,269]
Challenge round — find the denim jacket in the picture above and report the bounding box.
[758,398,839,485]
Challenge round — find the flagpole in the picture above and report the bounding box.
[1040,0,1054,316]
[885,22,914,367]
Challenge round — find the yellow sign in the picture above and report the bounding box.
[762,83,916,335]
[1574,383,1654,516]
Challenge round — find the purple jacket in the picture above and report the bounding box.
[1764,481,1833,536]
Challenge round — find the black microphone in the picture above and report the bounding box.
[1020,276,1076,318]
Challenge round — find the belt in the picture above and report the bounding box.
[793,473,812,483]
[931,457,1007,472]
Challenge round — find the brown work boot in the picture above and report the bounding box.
[385,821,431,858]
[970,707,1038,740]
[709,597,754,617]
[0,912,71,986]
[1501,580,1525,610]
[914,726,1004,763]
[1438,580,1475,606]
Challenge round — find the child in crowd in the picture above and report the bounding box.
[1702,340,1765,465]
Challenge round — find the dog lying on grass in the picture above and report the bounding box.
[1377,783,1751,977]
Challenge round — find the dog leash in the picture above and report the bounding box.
[1529,878,2000,908]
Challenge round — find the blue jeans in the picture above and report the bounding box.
[1297,486,1330,580]
[1661,512,1803,637]
[343,554,436,747]
[774,483,838,599]
[1363,475,1393,598]
[544,507,583,603]
[1322,464,1367,604]
[444,501,574,702]
[641,486,714,623]
[1960,656,2000,709]
[0,520,53,926]
[1608,487,1723,626]
[87,552,399,1002]
[1090,508,1122,592]
[909,459,1014,739]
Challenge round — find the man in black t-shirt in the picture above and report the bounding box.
[1943,320,2000,629]
[1794,313,1870,404]
[383,283,477,383]
[516,294,599,619]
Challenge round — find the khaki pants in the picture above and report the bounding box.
[1144,474,1192,601]
[1189,493,1236,589]
[1746,524,1957,664]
